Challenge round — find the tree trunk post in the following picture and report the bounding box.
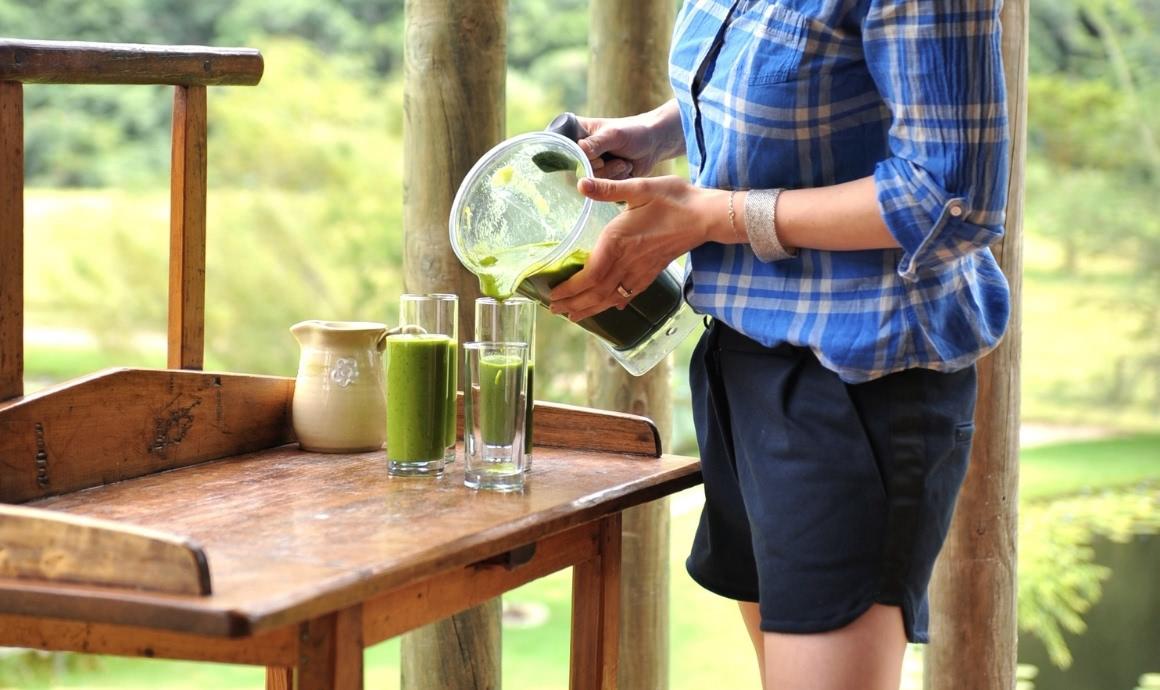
[587,3,677,689]
[925,0,1027,687]
[400,2,505,689]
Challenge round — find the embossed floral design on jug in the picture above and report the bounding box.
[290,320,391,453]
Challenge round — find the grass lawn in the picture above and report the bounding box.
[1019,434,1160,501]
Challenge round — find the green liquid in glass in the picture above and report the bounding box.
[479,353,523,446]
[443,341,458,448]
[386,333,451,462]
[476,242,682,351]
[524,361,534,455]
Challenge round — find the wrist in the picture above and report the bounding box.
[692,187,735,246]
[645,100,686,161]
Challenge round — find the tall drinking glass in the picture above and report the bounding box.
[463,341,528,492]
[385,330,450,477]
[400,293,459,465]
[474,297,536,469]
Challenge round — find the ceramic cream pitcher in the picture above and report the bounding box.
[290,320,394,453]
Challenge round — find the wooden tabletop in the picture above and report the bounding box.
[0,441,700,638]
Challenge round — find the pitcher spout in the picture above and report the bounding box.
[290,320,321,344]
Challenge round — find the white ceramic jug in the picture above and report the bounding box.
[290,320,389,453]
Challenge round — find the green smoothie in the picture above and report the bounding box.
[479,353,524,446]
[442,340,458,449]
[524,361,534,455]
[386,333,451,462]
[476,242,683,351]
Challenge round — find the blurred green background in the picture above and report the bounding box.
[2,0,1158,689]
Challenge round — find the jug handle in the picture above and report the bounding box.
[546,112,628,168]
[380,325,427,351]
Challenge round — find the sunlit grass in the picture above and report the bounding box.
[1020,434,1160,501]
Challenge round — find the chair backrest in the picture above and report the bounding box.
[0,39,264,402]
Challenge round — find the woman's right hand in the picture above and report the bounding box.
[575,99,685,180]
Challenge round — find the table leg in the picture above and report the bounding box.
[265,605,363,690]
[569,513,622,690]
[265,667,292,690]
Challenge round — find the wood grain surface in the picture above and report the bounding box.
[569,514,621,690]
[0,368,294,503]
[3,440,698,637]
[168,84,208,370]
[0,613,297,666]
[0,39,263,86]
[926,0,1026,686]
[0,503,210,595]
[531,400,660,457]
[0,81,21,402]
[586,2,679,686]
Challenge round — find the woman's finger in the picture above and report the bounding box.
[554,287,622,323]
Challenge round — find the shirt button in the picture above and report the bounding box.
[948,203,964,218]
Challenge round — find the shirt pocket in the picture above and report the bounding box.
[739,3,810,86]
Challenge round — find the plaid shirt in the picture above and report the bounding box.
[670,0,1011,382]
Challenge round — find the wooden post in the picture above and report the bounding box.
[168,84,208,370]
[399,1,506,689]
[0,81,22,401]
[925,0,1026,687]
[587,2,677,689]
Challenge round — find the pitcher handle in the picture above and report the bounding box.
[379,324,427,351]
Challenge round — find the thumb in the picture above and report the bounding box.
[578,176,649,205]
[577,125,625,160]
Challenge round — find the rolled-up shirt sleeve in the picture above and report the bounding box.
[863,0,1011,282]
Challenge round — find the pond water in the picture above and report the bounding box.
[1018,532,1160,690]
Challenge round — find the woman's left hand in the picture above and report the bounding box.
[548,176,725,322]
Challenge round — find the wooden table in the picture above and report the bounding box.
[0,368,701,690]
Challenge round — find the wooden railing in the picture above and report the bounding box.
[0,39,264,401]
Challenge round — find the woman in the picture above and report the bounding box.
[548,1,1011,688]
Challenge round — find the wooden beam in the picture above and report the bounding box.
[0,368,294,503]
[587,2,677,688]
[364,521,601,646]
[0,613,297,666]
[0,39,263,86]
[0,81,22,402]
[569,514,622,690]
[523,400,661,457]
[0,503,210,595]
[400,1,507,688]
[925,0,1026,688]
[169,85,208,370]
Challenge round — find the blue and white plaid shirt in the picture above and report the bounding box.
[670,0,1011,382]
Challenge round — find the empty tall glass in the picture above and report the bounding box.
[463,341,528,492]
[474,297,536,469]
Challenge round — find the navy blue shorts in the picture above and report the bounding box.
[686,320,977,643]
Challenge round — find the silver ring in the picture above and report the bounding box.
[616,284,633,299]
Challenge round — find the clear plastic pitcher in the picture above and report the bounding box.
[448,131,699,376]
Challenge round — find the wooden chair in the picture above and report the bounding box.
[1,38,265,391]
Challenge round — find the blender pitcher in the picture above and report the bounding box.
[448,130,700,376]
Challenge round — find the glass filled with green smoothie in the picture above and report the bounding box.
[474,297,536,469]
[399,293,459,466]
[463,341,529,492]
[385,332,452,477]
[449,131,700,377]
